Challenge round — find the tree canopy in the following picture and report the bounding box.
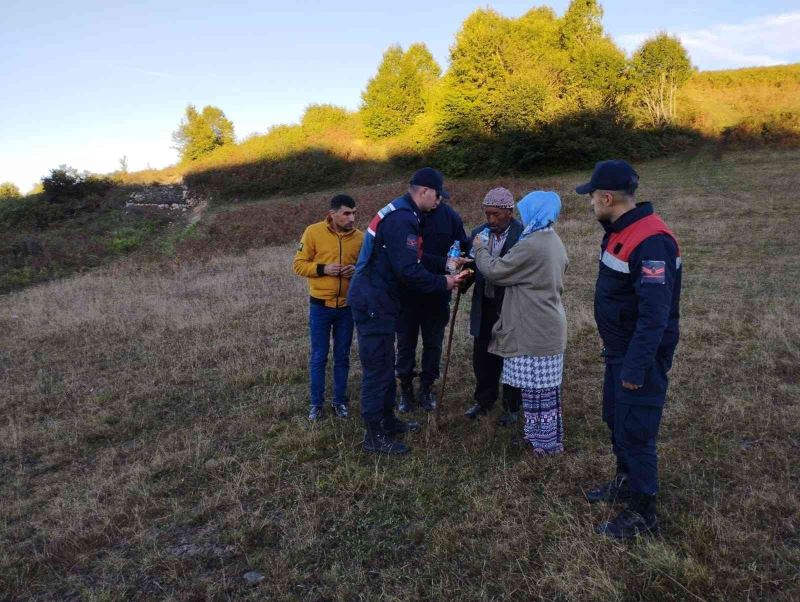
[434,1,626,143]
[172,105,235,162]
[0,182,21,200]
[173,1,705,191]
[361,43,441,139]
[630,33,694,126]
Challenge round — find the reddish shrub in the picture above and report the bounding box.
[175,176,575,261]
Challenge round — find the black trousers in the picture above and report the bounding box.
[602,360,668,496]
[472,296,521,411]
[395,295,450,390]
[356,330,397,425]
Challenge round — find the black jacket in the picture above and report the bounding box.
[398,202,470,305]
[347,193,447,334]
[594,202,682,388]
[467,219,524,337]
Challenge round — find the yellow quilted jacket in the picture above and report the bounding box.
[292,217,364,308]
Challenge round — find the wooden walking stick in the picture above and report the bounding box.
[431,285,463,430]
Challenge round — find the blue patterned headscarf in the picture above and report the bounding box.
[518,191,561,239]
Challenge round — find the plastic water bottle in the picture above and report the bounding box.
[446,240,461,274]
[469,228,490,258]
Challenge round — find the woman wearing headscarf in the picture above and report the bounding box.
[472,191,568,455]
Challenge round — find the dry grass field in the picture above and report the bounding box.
[1,148,799,600]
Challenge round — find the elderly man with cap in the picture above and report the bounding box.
[347,168,465,455]
[577,160,682,539]
[395,177,470,414]
[462,187,524,424]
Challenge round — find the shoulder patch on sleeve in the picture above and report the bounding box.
[297,241,304,252]
[406,234,418,250]
[641,260,666,284]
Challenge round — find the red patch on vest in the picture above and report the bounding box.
[606,213,680,263]
[368,214,382,232]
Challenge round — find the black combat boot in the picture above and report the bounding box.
[362,423,409,455]
[381,414,421,437]
[419,385,437,411]
[465,403,489,420]
[584,473,632,504]
[397,382,416,413]
[595,493,659,540]
[497,410,518,426]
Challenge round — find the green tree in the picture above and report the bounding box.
[440,8,512,137]
[557,0,627,112]
[559,0,603,49]
[630,33,694,126]
[172,105,235,162]
[301,104,354,137]
[438,4,625,141]
[361,43,441,139]
[42,165,85,201]
[40,165,110,203]
[0,182,21,200]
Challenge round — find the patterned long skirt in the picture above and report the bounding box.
[502,353,564,456]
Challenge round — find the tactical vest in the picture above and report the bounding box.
[601,213,681,275]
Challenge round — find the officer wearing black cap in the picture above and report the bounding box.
[395,172,470,414]
[577,160,682,539]
[347,168,464,455]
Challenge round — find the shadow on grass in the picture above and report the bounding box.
[183,106,800,204]
[183,109,712,202]
[3,109,798,293]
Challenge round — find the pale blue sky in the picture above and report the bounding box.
[2,0,799,192]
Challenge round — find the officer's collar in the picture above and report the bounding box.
[403,192,422,217]
[600,202,653,233]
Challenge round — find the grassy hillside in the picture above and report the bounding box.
[0,185,176,294]
[679,64,800,132]
[107,63,800,204]
[2,147,798,600]
[8,63,795,295]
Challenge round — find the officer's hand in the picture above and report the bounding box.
[453,256,470,269]
[323,263,343,276]
[445,274,463,291]
[340,265,355,278]
[457,267,475,291]
[621,380,642,390]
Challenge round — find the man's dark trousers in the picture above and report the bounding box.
[473,296,521,411]
[356,329,397,424]
[395,293,450,391]
[602,359,669,496]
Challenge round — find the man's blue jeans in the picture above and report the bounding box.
[309,303,354,408]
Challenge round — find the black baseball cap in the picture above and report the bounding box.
[575,160,639,195]
[410,167,450,199]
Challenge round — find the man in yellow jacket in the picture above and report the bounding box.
[292,194,364,420]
